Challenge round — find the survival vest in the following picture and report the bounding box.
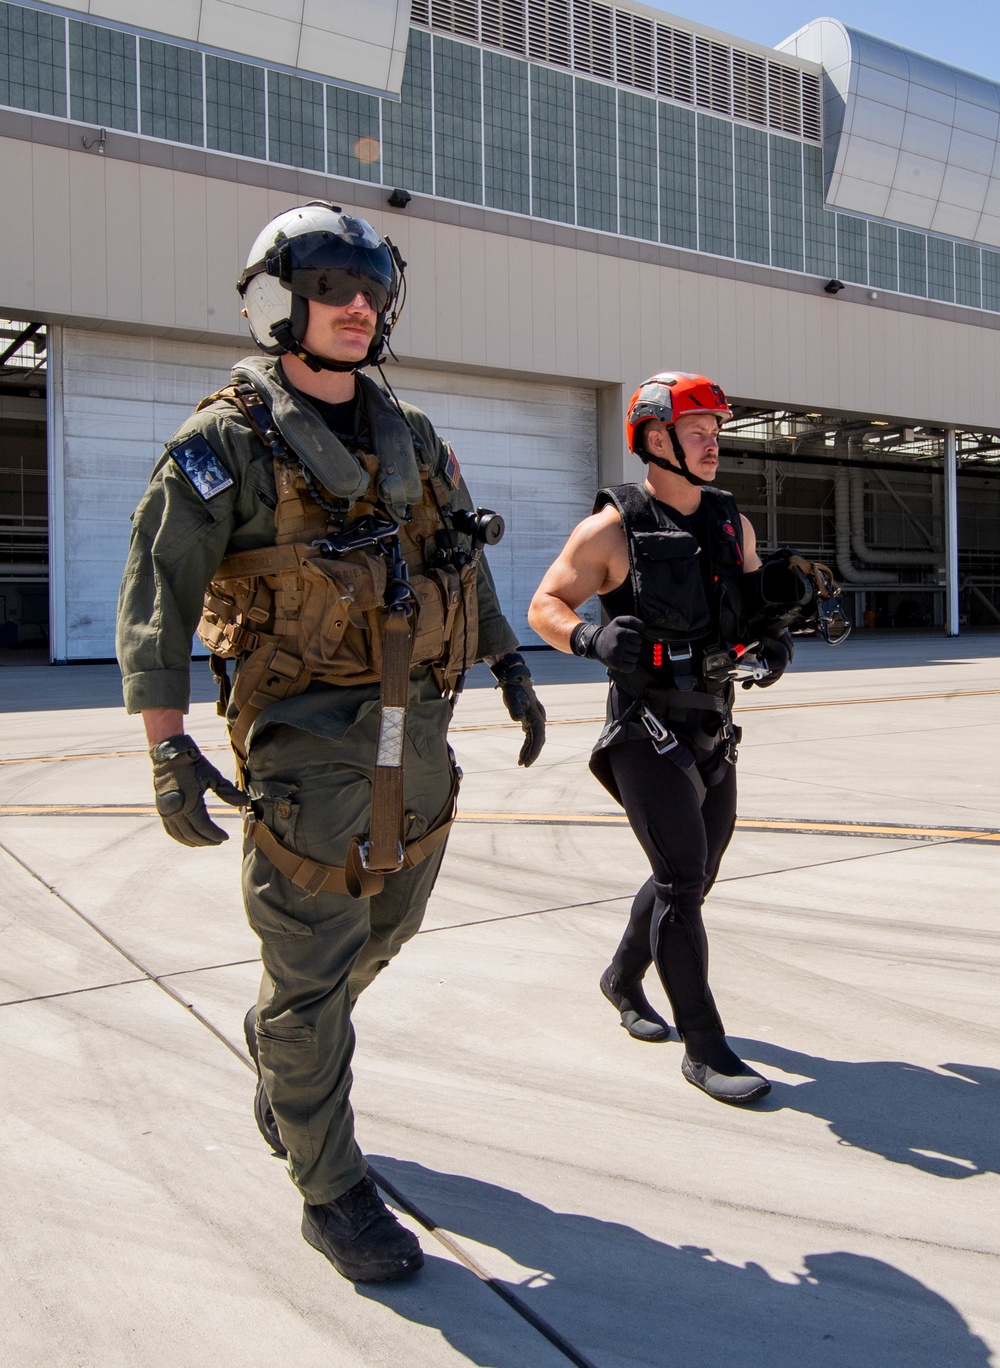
[593,482,745,698]
[195,382,478,787]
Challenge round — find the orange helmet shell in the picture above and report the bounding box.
[626,372,732,454]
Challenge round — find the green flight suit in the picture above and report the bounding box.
[117,356,518,1203]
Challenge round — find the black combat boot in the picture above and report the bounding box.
[303,1176,425,1282]
[243,1006,288,1157]
[680,1030,771,1105]
[600,965,672,1042]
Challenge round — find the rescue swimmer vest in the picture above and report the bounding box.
[594,482,745,698]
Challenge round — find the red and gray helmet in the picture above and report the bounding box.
[626,372,732,454]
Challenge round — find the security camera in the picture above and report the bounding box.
[824,279,845,294]
[387,188,412,209]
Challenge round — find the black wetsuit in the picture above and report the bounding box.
[591,494,744,1041]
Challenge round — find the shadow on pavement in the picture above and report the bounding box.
[738,1040,999,1179]
[361,1159,990,1368]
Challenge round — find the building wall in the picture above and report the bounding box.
[8,132,1000,435]
[14,0,411,94]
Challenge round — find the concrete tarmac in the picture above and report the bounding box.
[0,635,998,1367]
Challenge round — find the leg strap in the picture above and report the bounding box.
[246,767,461,901]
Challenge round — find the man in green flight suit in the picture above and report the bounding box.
[116,202,546,1283]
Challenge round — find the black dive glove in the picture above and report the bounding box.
[570,616,644,671]
[742,632,794,690]
[489,652,547,767]
[150,734,246,846]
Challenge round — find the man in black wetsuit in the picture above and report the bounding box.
[528,372,791,1105]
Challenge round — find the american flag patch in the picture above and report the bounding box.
[443,442,461,489]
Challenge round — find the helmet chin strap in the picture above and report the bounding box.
[642,427,709,486]
[268,319,385,374]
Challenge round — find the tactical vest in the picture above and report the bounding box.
[594,482,745,698]
[195,383,478,780]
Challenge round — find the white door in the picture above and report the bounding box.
[388,366,598,643]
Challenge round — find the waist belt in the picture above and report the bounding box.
[245,766,460,900]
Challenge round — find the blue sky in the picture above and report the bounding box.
[644,3,1000,84]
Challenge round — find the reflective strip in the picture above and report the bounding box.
[376,706,406,767]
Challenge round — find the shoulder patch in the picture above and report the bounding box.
[442,442,461,490]
[169,434,235,501]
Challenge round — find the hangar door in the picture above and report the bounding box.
[389,366,598,643]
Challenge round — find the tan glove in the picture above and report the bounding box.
[150,734,246,847]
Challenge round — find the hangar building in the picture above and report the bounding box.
[1,0,999,659]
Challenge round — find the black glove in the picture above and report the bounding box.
[489,652,547,767]
[742,632,793,690]
[150,734,247,846]
[571,616,644,671]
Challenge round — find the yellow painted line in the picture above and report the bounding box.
[2,685,996,767]
[0,804,997,843]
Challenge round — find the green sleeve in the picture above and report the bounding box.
[116,411,246,714]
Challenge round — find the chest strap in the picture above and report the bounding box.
[245,765,460,900]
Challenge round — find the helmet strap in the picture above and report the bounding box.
[641,427,708,486]
[267,317,388,374]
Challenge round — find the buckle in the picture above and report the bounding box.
[359,839,404,871]
[640,705,680,755]
[667,643,692,662]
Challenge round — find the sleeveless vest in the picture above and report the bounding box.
[593,483,745,698]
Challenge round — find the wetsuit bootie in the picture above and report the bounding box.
[302,1176,424,1283]
[600,966,672,1042]
[680,1031,771,1105]
[243,1006,288,1157]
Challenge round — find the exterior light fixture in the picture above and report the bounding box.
[824,279,845,294]
[387,188,412,208]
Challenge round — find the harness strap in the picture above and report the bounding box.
[360,604,413,873]
[246,766,460,900]
[213,542,319,581]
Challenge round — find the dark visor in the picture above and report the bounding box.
[283,267,390,313]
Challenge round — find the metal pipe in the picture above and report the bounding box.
[833,464,895,585]
[848,465,939,565]
[944,429,959,636]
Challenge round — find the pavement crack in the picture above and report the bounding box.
[0,835,252,1068]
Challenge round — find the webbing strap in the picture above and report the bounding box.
[213,542,317,581]
[361,606,413,873]
[246,769,459,900]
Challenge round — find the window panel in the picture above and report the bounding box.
[836,214,867,284]
[769,134,802,272]
[0,2,65,116]
[735,124,768,264]
[530,64,574,224]
[484,50,529,214]
[618,89,657,241]
[328,87,381,183]
[383,29,433,194]
[981,250,1000,310]
[927,236,955,302]
[803,143,835,276]
[697,113,734,257]
[139,39,202,145]
[267,70,323,170]
[659,102,696,249]
[69,20,136,132]
[434,35,482,203]
[206,54,264,158]
[898,229,927,297]
[955,242,982,309]
[868,221,897,291]
[575,77,616,232]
